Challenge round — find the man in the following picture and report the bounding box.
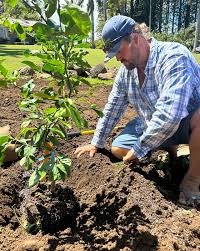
[75,15,200,207]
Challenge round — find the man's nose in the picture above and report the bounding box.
[116,52,122,61]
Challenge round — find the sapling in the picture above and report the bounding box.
[1,0,102,192]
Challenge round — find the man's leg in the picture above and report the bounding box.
[180,109,200,196]
[111,118,142,160]
[111,146,129,160]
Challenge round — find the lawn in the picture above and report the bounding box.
[0,44,200,73]
[0,44,121,73]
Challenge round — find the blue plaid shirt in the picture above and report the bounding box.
[91,38,200,158]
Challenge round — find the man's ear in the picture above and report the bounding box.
[131,33,139,46]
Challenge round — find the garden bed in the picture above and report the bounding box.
[0,80,200,251]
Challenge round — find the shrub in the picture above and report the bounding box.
[152,24,195,50]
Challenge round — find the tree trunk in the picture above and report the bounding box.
[193,4,200,52]
[130,0,134,17]
[103,0,107,21]
[185,0,192,28]
[178,0,182,31]
[158,0,164,32]
[172,0,177,33]
[90,11,95,49]
[149,0,152,32]
[165,0,170,33]
[195,0,198,20]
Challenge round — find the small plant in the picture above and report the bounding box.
[0,60,19,86]
[1,0,102,192]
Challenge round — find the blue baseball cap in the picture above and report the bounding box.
[102,15,136,63]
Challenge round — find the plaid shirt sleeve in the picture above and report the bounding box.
[131,54,198,159]
[91,66,128,148]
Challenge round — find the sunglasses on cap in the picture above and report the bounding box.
[103,32,132,53]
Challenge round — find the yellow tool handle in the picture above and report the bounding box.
[80,130,95,135]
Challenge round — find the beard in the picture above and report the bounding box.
[123,62,135,70]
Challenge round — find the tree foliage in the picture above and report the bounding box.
[96,0,200,34]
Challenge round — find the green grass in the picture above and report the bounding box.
[0,44,200,74]
[0,44,121,73]
[84,48,121,68]
[193,53,200,63]
[0,44,41,73]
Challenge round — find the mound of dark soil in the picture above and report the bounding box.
[0,82,200,251]
[0,163,24,227]
[19,183,80,233]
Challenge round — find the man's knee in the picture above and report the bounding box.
[190,108,200,130]
[111,146,129,160]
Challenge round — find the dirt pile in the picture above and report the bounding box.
[0,83,200,250]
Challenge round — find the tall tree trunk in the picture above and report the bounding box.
[130,0,134,17]
[165,0,170,33]
[195,0,198,20]
[149,0,152,32]
[103,0,107,21]
[178,0,182,31]
[185,0,192,28]
[158,0,164,32]
[193,4,200,51]
[172,0,177,33]
[124,0,127,15]
[90,11,95,49]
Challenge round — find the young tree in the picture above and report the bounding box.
[0,0,98,191]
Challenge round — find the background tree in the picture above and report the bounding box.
[79,0,96,48]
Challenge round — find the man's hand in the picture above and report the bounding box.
[74,144,98,158]
[123,149,139,164]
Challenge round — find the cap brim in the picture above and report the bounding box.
[104,42,121,63]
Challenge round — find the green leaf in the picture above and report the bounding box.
[20,156,27,166]
[33,22,48,34]
[91,104,104,118]
[50,127,66,139]
[12,23,26,40]
[5,0,18,8]
[22,61,41,72]
[3,19,11,28]
[24,145,37,156]
[79,77,92,87]
[0,63,8,77]
[55,108,69,118]
[32,126,45,145]
[24,49,31,57]
[61,4,91,35]
[20,156,35,170]
[59,119,72,129]
[70,107,87,129]
[44,107,57,114]
[18,98,38,111]
[57,163,67,174]
[21,80,35,98]
[29,170,41,187]
[42,60,65,75]
[52,164,65,181]
[0,135,10,146]
[57,153,71,176]
[33,93,58,100]
[38,162,49,179]
[48,136,60,146]
[21,120,31,128]
[45,0,57,18]
[14,23,24,34]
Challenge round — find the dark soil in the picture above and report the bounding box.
[0,80,200,251]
